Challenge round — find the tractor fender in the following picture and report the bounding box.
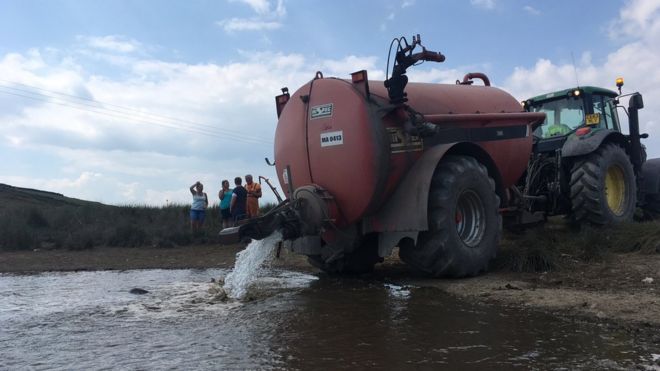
[641,158,660,195]
[561,129,628,158]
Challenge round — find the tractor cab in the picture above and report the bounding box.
[523,86,620,151]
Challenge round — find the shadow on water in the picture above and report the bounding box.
[0,269,656,370]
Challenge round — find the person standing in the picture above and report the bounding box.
[189,181,208,233]
[218,179,233,228]
[245,174,262,218]
[230,177,248,223]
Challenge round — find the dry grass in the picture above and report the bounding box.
[495,217,660,273]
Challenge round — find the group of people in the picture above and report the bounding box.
[189,174,262,233]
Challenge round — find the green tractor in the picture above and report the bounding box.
[507,78,660,227]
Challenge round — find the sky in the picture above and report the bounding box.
[1,0,659,206]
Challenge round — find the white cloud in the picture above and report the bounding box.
[217,18,282,32]
[0,39,387,205]
[523,5,540,15]
[503,0,660,157]
[78,35,141,53]
[470,0,496,10]
[234,0,270,14]
[220,0,286,33]
[231,0,285,16]
[609,0,660,39]
[401,0,415,8]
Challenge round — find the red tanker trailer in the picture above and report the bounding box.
[221,35,544,277]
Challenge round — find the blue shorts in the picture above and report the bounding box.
[190,209,206,222]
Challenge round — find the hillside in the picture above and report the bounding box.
[0,183,207,251]
[0,183,108,209]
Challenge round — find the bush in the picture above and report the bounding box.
[108,223,149,247]
[497,219,660,272]
[496,231,560,272]
[0,212,35,250]
[65,230,95,250]
[26,208,49,228]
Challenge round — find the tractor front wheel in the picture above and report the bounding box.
[399,156,501,277]
[570,143,636,225]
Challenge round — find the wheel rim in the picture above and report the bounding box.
[455,189,486,247]
[605,164,626,216]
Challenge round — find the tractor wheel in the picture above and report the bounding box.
[399,156,501,277]
[307,233,381,274]
[570,143,636,225]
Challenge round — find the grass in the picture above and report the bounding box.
[3,184,659,263]
[0,184,282,251]
[495,217,660,273]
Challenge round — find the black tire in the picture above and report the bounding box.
[570,143,636,225]
[307,233,381,274]
[399,156,502,277]
[642,194,660,220]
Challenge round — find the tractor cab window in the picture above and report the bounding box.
[592,95,620,130]
[531,97,585,138]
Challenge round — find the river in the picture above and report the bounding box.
[1,268,657,370]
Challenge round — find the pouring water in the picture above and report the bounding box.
[223,231,282,299]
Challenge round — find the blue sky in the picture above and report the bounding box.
[1,0,659,205]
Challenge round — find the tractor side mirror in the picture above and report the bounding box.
[629,93,644,110]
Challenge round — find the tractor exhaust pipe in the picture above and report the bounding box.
[628,93,644,172]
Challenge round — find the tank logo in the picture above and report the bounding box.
[310,103,333,119]
[320,130,343,147]
[387,127,423,153]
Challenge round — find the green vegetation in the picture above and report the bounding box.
[0,203,205,250]
[2,184,658,265]
[0,184,279,251]
[496,218,660,272]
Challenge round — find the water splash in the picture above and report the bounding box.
[223,231,282,299]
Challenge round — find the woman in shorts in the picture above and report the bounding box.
[189,181,208,233]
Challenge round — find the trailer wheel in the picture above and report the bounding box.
[570,143,636,225]
[399,156,501,277]
[307,233,381,274]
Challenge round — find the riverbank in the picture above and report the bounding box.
[0,244,245,273]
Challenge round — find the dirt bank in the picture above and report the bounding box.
[1,245,658,335]
[374,252,660,331]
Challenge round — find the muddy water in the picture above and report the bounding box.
[1,269,657,370]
